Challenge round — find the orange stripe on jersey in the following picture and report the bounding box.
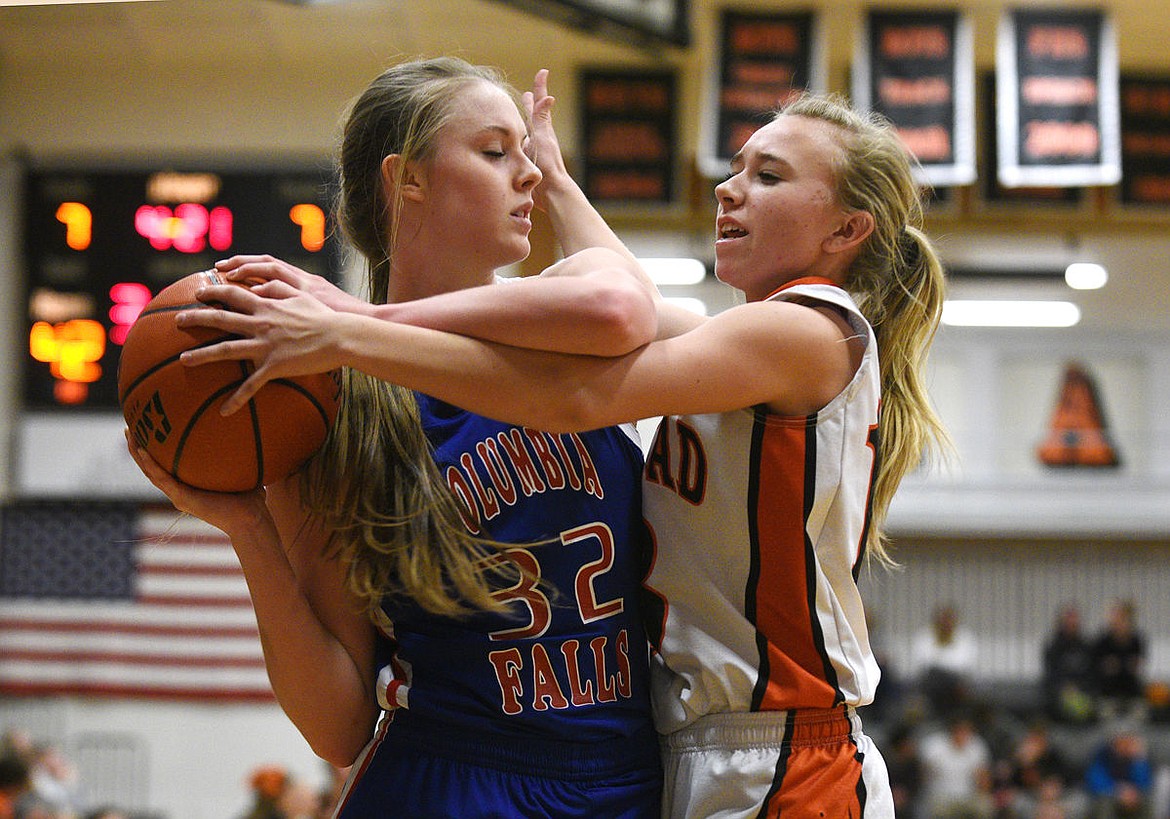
[748,413,839,711]
[759,709,866,818]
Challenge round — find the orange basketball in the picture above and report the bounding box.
[118,269,341,492]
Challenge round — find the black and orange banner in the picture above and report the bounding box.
[1119,74,1170,206]
[981,73,1085,205]
[996,8,1121,188]
[579,69,677,204]
[699,9,823,178]
[853,9,975,187]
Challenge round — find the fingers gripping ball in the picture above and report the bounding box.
[118,269,341,492]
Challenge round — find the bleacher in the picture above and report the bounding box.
[860,676,1170,819]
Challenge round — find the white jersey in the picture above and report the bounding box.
[642,277,883,735]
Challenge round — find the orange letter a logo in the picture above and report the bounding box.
[1036,361,1120,468]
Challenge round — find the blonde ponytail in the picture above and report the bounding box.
[861,225,949,563]
[778,93,951,564]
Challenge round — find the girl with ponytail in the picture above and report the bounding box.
[126,57,664,817]
[182,75,949,817]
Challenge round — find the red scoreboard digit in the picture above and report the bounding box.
[22,165,340,408]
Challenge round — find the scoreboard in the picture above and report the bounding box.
[21,164,341,409]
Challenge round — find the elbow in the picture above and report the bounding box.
[528,386,617,435]
[318,744,364,770]
[296,702,379,768]
[583,274,658,356]
[309,726,373,769]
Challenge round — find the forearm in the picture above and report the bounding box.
[228,513,378,765]
[526,68,641,266]
[122,439,374,762]
[373,252,657,356]
[332,309,749,432]
[334,299,839,430]
[335,311,633,430]
[537,176,706,343]
[541,173,638,263]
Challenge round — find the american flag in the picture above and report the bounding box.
[0,501,274,701]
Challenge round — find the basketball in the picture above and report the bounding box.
[118,269,341,492]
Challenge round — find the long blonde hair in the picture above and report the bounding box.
[778,93,950,564]
[302,58,526,620]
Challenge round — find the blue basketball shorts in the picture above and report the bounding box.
[333,711,662,818]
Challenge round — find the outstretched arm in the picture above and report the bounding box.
[215,247,657,358]
[178,283,858,427]
[124,434,379,766]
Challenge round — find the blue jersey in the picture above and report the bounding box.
[384,394,655,739]
[336,396,660,817]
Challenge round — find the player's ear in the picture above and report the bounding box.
[380,154,427,203]
[823,209,874,255]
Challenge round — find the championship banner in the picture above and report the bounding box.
[996,8,1121,187]
[579,69,677,204]
[852,9,975,187]
[698,8,825,179]
[981,73,1084,205]
[1119,74,1170,207]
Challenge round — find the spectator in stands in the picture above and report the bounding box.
[0,751,32,819]
[884,722,923,818]
[864,605,906,725]
[277,777,320,819]
[316,764,349,818]
[241,764,323,819]
[0,730,82,819]
[1002,719,1089,819]
[0,730,81,819]
[917,711,995,819]
[911,603,979,719]
[1084,725,1153,818]
[1044,603,1098,724]
[1092,601,1147,720]
[24,741,82,816]
[972,698,1019,768]
[241,765,289,819]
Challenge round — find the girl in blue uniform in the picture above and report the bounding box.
[125,57,662,817]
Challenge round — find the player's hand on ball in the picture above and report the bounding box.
[177,279,345,416]
[215,255,372,316]
[120,270,339,492]
[124,429,269,537]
